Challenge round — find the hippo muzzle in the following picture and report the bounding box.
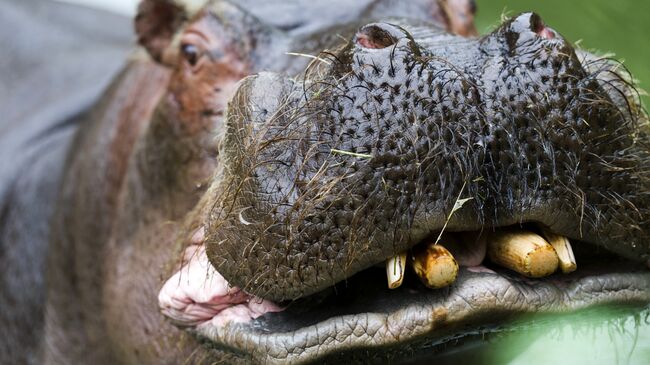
[159,12,650,364]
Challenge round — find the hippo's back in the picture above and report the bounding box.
[0,1,131,363]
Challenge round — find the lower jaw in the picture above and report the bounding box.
[193,262,650,364]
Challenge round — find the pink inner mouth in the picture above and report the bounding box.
[158,240,283,328]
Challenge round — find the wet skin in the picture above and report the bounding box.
[1,0,649,364]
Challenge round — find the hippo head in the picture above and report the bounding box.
[77,1,649,363]
[205,12,650,301]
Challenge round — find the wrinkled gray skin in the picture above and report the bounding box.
[208,13,650,301]
[1,0,649,364]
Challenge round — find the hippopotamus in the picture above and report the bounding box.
[1,0,649,364]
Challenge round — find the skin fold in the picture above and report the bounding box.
[0,0,647,364]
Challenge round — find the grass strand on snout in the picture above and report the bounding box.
[434,180,473,245]
[329,148,373,159]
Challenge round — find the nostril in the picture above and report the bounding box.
[507,12,558,48]
[355,24,399,49]
[528,13,544,32]
[529,13,556,39]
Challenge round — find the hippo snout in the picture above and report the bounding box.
[205,13,650,302]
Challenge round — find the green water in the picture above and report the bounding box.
[481,307,650,365]
[475,0,650,106]
[473,2,650,363]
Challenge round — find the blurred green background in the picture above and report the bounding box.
[475,0,650,106]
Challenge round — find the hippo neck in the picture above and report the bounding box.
[43,56,171,364]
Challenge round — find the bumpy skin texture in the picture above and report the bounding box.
[2,0,648,364]
[207,14,650,301]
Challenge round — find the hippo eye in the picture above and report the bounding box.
[181,43,202,67]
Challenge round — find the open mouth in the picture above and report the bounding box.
[159,223,650,364]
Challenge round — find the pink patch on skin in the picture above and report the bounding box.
[447,233,487,268]
[158,245,283,327]
[355,30,394,49]
[356,33,376,49]
[538,27,556,40]
[190,226,205,245]
[182,244,202,263]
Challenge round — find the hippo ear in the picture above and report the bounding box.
[134,0,205,64]
[438,0,478,36]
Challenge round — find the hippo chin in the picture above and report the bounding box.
[1,0,649,364]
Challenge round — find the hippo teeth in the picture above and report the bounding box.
[410,239,459,289]
[540,228,578,273]
[386,253,407,289]
[486,229,560,278]
[385,227,580,289]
